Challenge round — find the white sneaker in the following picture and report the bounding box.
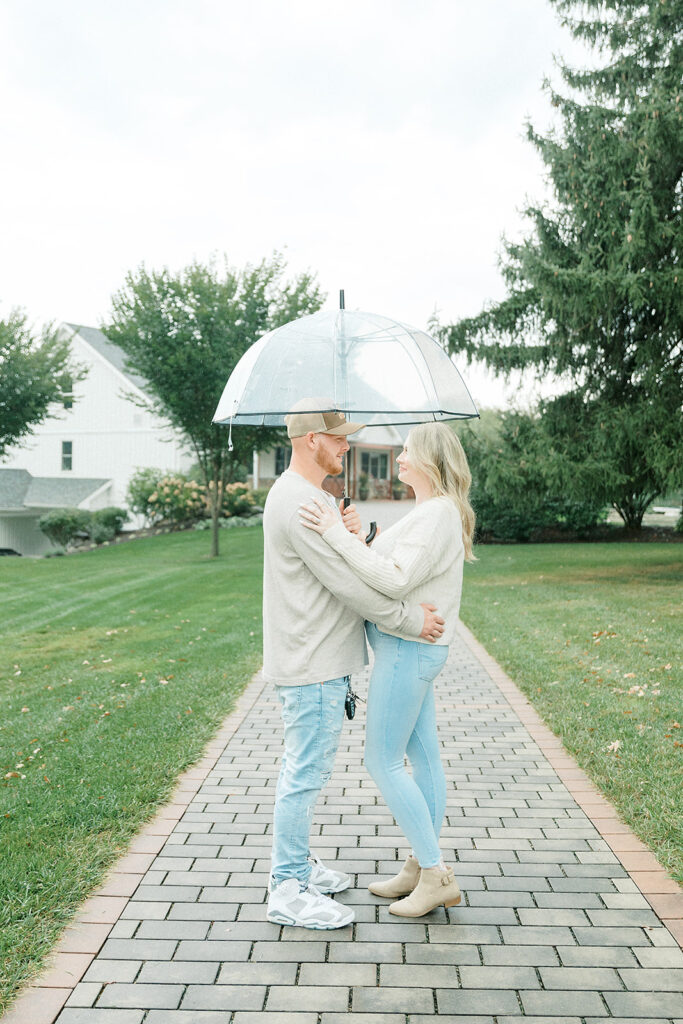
[308,852,351,894]
[267,879,354,929]
[268,853,351,895]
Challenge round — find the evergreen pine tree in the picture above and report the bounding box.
[439,0,683,527]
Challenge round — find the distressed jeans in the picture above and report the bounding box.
[365,622,449,868]
[271,676,347,887]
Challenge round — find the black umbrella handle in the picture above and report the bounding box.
[343,496,376,545]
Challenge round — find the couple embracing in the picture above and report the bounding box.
[262,406,475,929]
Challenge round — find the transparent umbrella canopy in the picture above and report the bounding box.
[212,305,479,429]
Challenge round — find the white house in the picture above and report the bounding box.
[2,323,194,514]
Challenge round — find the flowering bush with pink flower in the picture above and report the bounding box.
[147,476,206,528]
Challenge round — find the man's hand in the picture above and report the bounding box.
[340,501,363,536]
[420,603,445,644]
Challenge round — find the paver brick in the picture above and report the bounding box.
[520,990,609,1016]
[137,960,219,983]
[618,968,683,991]
[352,985,434,1013]
[175,939,251,960]
[539,966,623,989]
[65,982,103,1007]
[181,985,267,1010]
[500,925,576,946]
[604,991,683,1017]
[481,944,559,966]
[58,1013,144,1023]
[98,938,177,960]
[266,986,349,1011]
[147,1014,236,1023]
[251,940,327,962]
[217,962,297,985]
[299,962,375,985]
[328,941,402,963]
[97,983,183,1008]
[380,963,459,987]
[136,920,209,940]
[557,945,638,967]
[459,965,540,989]
[83,959,142,983]
[436,989,520,1015]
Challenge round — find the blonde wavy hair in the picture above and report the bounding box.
[406,422,476,562]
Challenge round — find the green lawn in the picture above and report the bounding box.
[460,542,683,884]
[0,529,263,1013]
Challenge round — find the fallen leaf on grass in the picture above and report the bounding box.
[607,740,622,753]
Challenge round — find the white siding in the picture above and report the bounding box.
[0,514,54,557]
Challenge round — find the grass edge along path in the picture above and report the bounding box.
[460,541,683,887]
[0,529,263,1014]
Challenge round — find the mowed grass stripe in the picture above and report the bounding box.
[460,542,683,884]
[0,529,263,1013]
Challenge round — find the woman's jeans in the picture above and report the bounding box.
[271,676,347,887]
[365,623,449,869]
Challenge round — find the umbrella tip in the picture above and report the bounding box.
[339,289,345,310]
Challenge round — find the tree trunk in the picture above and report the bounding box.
[613,491,657,530]
[210,456,221,558]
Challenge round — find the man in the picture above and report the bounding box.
[263,404,445,929]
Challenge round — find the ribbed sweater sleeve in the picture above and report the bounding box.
[322,501,454,599]
[287,510,425,638]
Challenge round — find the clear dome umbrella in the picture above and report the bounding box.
[213,297,479,430]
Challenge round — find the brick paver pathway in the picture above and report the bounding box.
[9,628,683,1023]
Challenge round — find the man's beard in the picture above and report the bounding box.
[314,447,344,477]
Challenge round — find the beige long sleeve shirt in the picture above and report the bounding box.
[262,470,424,685]
[321,495,464,646]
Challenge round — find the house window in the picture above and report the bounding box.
[360,451,389,479]
[62,376,73,410]
[274,445,291,476]
[61,441,73,471]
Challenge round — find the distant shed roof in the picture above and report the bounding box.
[65,323,149,393]
[0,469,110,510]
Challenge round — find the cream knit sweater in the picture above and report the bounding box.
[262,470,424,685]
[322,495,464,646]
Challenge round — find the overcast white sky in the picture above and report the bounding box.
[1,0,590,408]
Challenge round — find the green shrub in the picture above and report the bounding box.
[459,412,607,543]
[38,508,91,548]
[251,487,271,508]
[127,468,165,521]
[90,520,115,544]
[91,506,129,535]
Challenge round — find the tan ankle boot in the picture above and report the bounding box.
[388,864,461,917]
[368,855,421,898]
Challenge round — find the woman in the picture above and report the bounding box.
[299,422,475,918]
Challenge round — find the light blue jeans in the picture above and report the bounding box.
[271,676,347,887]
[365,622,449,868]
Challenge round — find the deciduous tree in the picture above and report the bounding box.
[0,311,85,458]
[105,255,323,555]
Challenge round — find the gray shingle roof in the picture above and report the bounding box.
[65,323,149,393]
[0,470,110,510]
